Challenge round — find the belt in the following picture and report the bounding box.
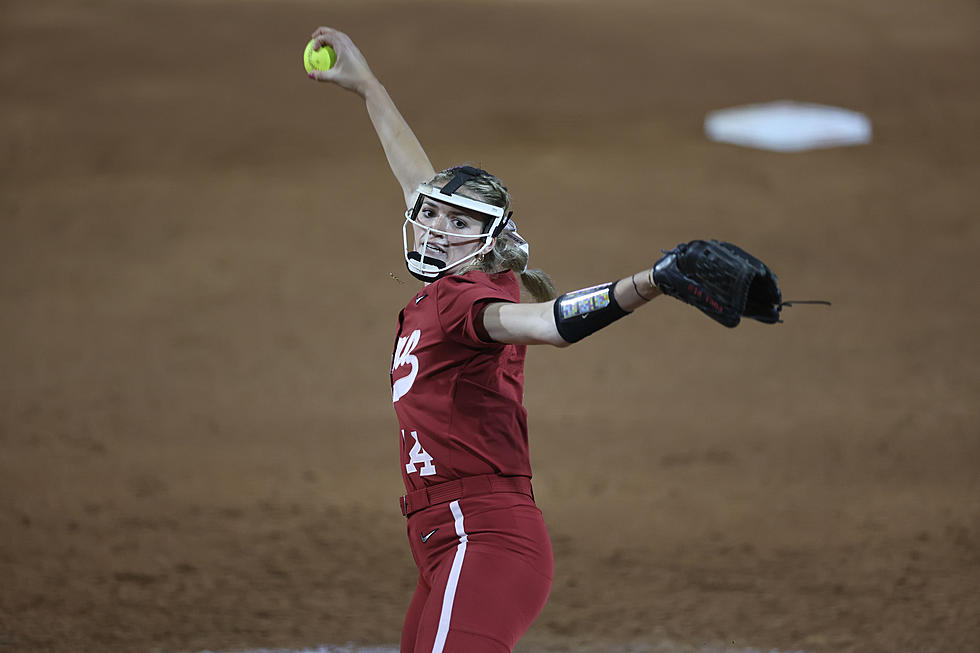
[400,473,533,517]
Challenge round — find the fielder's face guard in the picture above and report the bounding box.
[403,166,512,282]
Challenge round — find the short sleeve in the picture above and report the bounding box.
[434,271,519,346]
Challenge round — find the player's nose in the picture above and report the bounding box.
[431,215,452,236]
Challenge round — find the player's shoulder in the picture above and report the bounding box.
[435,269,519,299]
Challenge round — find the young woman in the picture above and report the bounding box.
[308,26,665,653]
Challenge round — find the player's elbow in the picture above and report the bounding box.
[532,314,570,347]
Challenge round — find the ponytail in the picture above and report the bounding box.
[480,234,556,303]
[519,268,557,303]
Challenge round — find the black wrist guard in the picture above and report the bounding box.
[553,282,629,343]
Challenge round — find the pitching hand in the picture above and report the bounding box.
[308,27,375,96]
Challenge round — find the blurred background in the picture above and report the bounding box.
[1,1,978,651]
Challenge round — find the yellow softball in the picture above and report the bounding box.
[304,39,336,73]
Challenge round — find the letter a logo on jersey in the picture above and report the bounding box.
[392,329,421,403]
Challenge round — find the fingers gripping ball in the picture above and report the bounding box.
[303,39,336,73]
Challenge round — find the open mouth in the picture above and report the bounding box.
[422,243,447,258]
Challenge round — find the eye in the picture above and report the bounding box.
[452,218,468,229]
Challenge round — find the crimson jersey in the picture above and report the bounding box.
[391,270,530,494]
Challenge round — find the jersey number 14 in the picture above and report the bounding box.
[403,429,436,477]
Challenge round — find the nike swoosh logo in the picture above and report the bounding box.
[415,294,427,304]
[421,528,438,543]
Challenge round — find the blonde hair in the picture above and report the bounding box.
[429,166,557,302]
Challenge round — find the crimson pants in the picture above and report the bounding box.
[401,492,554,653]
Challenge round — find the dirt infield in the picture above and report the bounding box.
[1,1,978,651]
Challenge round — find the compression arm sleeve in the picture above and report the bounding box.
[553,282,629,343]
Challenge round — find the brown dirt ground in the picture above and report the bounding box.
[1,1,978,652]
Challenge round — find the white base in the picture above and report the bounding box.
[704,100,872,152]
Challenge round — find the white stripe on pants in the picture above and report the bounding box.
[431,499,468,653]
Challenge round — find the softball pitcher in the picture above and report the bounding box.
[307,26,783,653]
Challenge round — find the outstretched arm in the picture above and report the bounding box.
[308,27,435,206]
[482,268,661,347]
[484,238,787,344]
